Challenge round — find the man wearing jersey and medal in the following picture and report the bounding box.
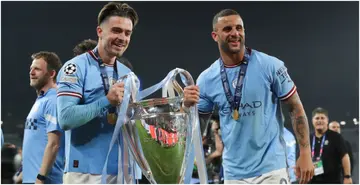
[185,9,314,184]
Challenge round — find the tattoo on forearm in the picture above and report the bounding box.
[287,93,310,149]
[293,115,310,148]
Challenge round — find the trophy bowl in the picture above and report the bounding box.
[121,96,193,184]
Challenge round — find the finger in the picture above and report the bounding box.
[185,85,199,92]
[300,170,305,184]
[305,171,311,183]
[185,95,200,101]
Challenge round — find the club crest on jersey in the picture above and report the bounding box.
[64,63,77,75]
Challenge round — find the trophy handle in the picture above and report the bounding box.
[162,68,194,98]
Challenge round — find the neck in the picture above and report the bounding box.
[97,44,116,65]
[37,82,56,96]
[220,46,245,66]
[315,128,327,138]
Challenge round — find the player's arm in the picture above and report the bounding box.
[283,92,311,153]
[36,131,61,184]
[36,101,62,184]
[56,61,112,130]
[57,96,111,130]
[267,57,313,183]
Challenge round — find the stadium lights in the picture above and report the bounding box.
[353,118,359,125]
[340,121,346,125]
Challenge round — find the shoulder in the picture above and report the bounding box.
[251,49,284,69]
[327,129,343,141]
[197,59,220,84]
[62,53,90,73]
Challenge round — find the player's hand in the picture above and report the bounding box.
[296,152,314,184]
[343,177,353,184]
[106,82,125,106]
[183,85,199,107]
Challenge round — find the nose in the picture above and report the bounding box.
[229,28,240,37]
[29,68,35,76]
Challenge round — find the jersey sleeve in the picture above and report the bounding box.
[44,99,61,133]
[56,57,86,99]
[196,72,214,113]
[268,58,297,101]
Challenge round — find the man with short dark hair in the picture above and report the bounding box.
[187,8,314,184]
[309,107,352,184]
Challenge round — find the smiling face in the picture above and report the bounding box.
[312,113,329,134]
[97,16,133,58]
[212,14,245,55]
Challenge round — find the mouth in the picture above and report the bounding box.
[113,43,126,50]
[228,39,241,46]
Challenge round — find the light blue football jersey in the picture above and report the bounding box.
[22,88,65,183]
[56,48,131,175]
[197,48,296,180]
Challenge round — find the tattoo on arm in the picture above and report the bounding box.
[285,92,310,149]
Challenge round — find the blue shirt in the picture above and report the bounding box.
[22,88,65,183]
[284,128,296,182]
[196,48,296,180]
[56,49,131,175]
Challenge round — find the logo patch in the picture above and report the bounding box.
[64,63,77,75]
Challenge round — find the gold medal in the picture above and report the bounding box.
[107,113,117,125]
[232,109,239,120]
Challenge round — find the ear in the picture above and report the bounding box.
[97,26,102,39]
[49,70,57,80]
[211,31,218,42]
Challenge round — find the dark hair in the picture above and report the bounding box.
[31,51,62,82]
[312,107,329,118]
[73,39,97,56]
[212,9,240,30]
[98,2,139,27]
[117,56,133,71]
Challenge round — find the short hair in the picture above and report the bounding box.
[73,39,97,56]
[98,2,139,27]
[117,57,133,71]
[312,107,329,118]
[31,51,62,82]
[212,9,240,30]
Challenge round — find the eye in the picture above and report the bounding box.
[223,26,232,33]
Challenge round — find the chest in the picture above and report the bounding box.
[83,65,126,102]
[210,65,273,111]
[25,101,45,130]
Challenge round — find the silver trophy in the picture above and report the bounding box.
[120,69,197,184]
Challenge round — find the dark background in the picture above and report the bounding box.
[1,1,359,182]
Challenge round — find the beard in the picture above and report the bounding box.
[30,74,50,91]
[220,36,245,54]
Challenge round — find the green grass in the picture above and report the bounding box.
[135,120,186,184]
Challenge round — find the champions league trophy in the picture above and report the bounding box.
[102,68,208,184]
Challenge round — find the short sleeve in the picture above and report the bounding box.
[44,99,61,133]
[196,72,214,113]
[269,58,296,101]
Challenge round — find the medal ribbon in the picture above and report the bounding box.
[219,48,251,116]
[88,47,118,114]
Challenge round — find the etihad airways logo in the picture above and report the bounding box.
[221,101,263,117]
